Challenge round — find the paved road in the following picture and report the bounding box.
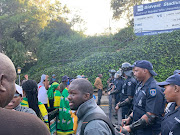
[94,92,118,125]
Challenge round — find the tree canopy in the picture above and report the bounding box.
[0,0,68,68]
[110,0,157,20]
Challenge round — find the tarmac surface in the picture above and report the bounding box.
[94,91,118,125]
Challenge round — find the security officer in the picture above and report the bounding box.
[110,69,124,124]
[107,69,116,120]
[115,62,137,120]
[157,74,180,135]
[120,60,165,135]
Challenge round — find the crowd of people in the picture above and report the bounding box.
[0,52,180,135]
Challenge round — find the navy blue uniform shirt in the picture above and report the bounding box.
[133,77,165,135]
[161,102,180,135]
[121,76,137,102]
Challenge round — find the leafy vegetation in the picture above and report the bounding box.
[27,25,180,87]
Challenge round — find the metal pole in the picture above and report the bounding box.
[19,75,20,85]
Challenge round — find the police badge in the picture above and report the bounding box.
[150,89,156,96]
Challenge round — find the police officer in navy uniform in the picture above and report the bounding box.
[115,62,137,120]
[120,60,165,135]
[157,74,180,135]
[107,69,116,120]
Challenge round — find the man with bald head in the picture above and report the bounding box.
[0,53,50,135]
[68,78,113,135]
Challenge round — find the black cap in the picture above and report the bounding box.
[157,74,180,87]
[62,75,69,81]
[132,60,157,76]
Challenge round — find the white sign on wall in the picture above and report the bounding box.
[134,0,180,36]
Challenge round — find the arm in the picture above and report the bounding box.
[123,112,156,132]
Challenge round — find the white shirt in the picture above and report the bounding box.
[38,85,48,104]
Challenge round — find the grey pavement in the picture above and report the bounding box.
[94,91,118,125]
[94,91,109,105]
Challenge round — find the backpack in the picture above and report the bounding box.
[80,113,116,135]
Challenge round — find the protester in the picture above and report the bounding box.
[0,53,50,135]
[38,74,48,108]
[120,60,165,135]
[49,74,59,85]
[5,84,36,116]
[47,82,60,109]
[94,74,103,105]
[59,75,69,93]
[157,74,180,135]
[57,83,78,134]
[22,80,49,125]
[68,78,112,135]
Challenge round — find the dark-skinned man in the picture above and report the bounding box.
[0,53,50,135]
[68,78,113,135]
[120,60,165,135]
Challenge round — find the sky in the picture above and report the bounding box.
[61,0,127,36]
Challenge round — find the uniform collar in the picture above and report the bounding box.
[143,76,154,87]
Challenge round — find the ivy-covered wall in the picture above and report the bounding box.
[27,28,180,87]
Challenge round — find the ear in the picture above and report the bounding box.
[83,93,90,100]
[144,69,148,74]
[0,74,6,92]
[174,85,179,93]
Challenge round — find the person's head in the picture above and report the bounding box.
[121,62,132,78]
[157,74,180,103]
[51,82,60,90]
[52,74,56,78]
[76,75,82,79]
[0,53,16,108]
[68,78,93,110]
[133,60,157,82]
[22,80,40,117]
[38,74,46,86]
[109,69,116,78]
[47,82,60,100]
[62,75,69,82]
[98,74,103,78]
[5,84,23,109]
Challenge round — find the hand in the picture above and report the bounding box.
[108,91,111,95]
[117,126,129,135]
[103,91,105,95]
[24,74,28,80]
[115,104,119,110]
[45,75,49,80]
[115,103,120,110]
[123,125,131,133]
[121,117,131,126]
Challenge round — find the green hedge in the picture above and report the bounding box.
[27,28,180,87]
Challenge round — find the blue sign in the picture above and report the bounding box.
[134,0,180,36]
